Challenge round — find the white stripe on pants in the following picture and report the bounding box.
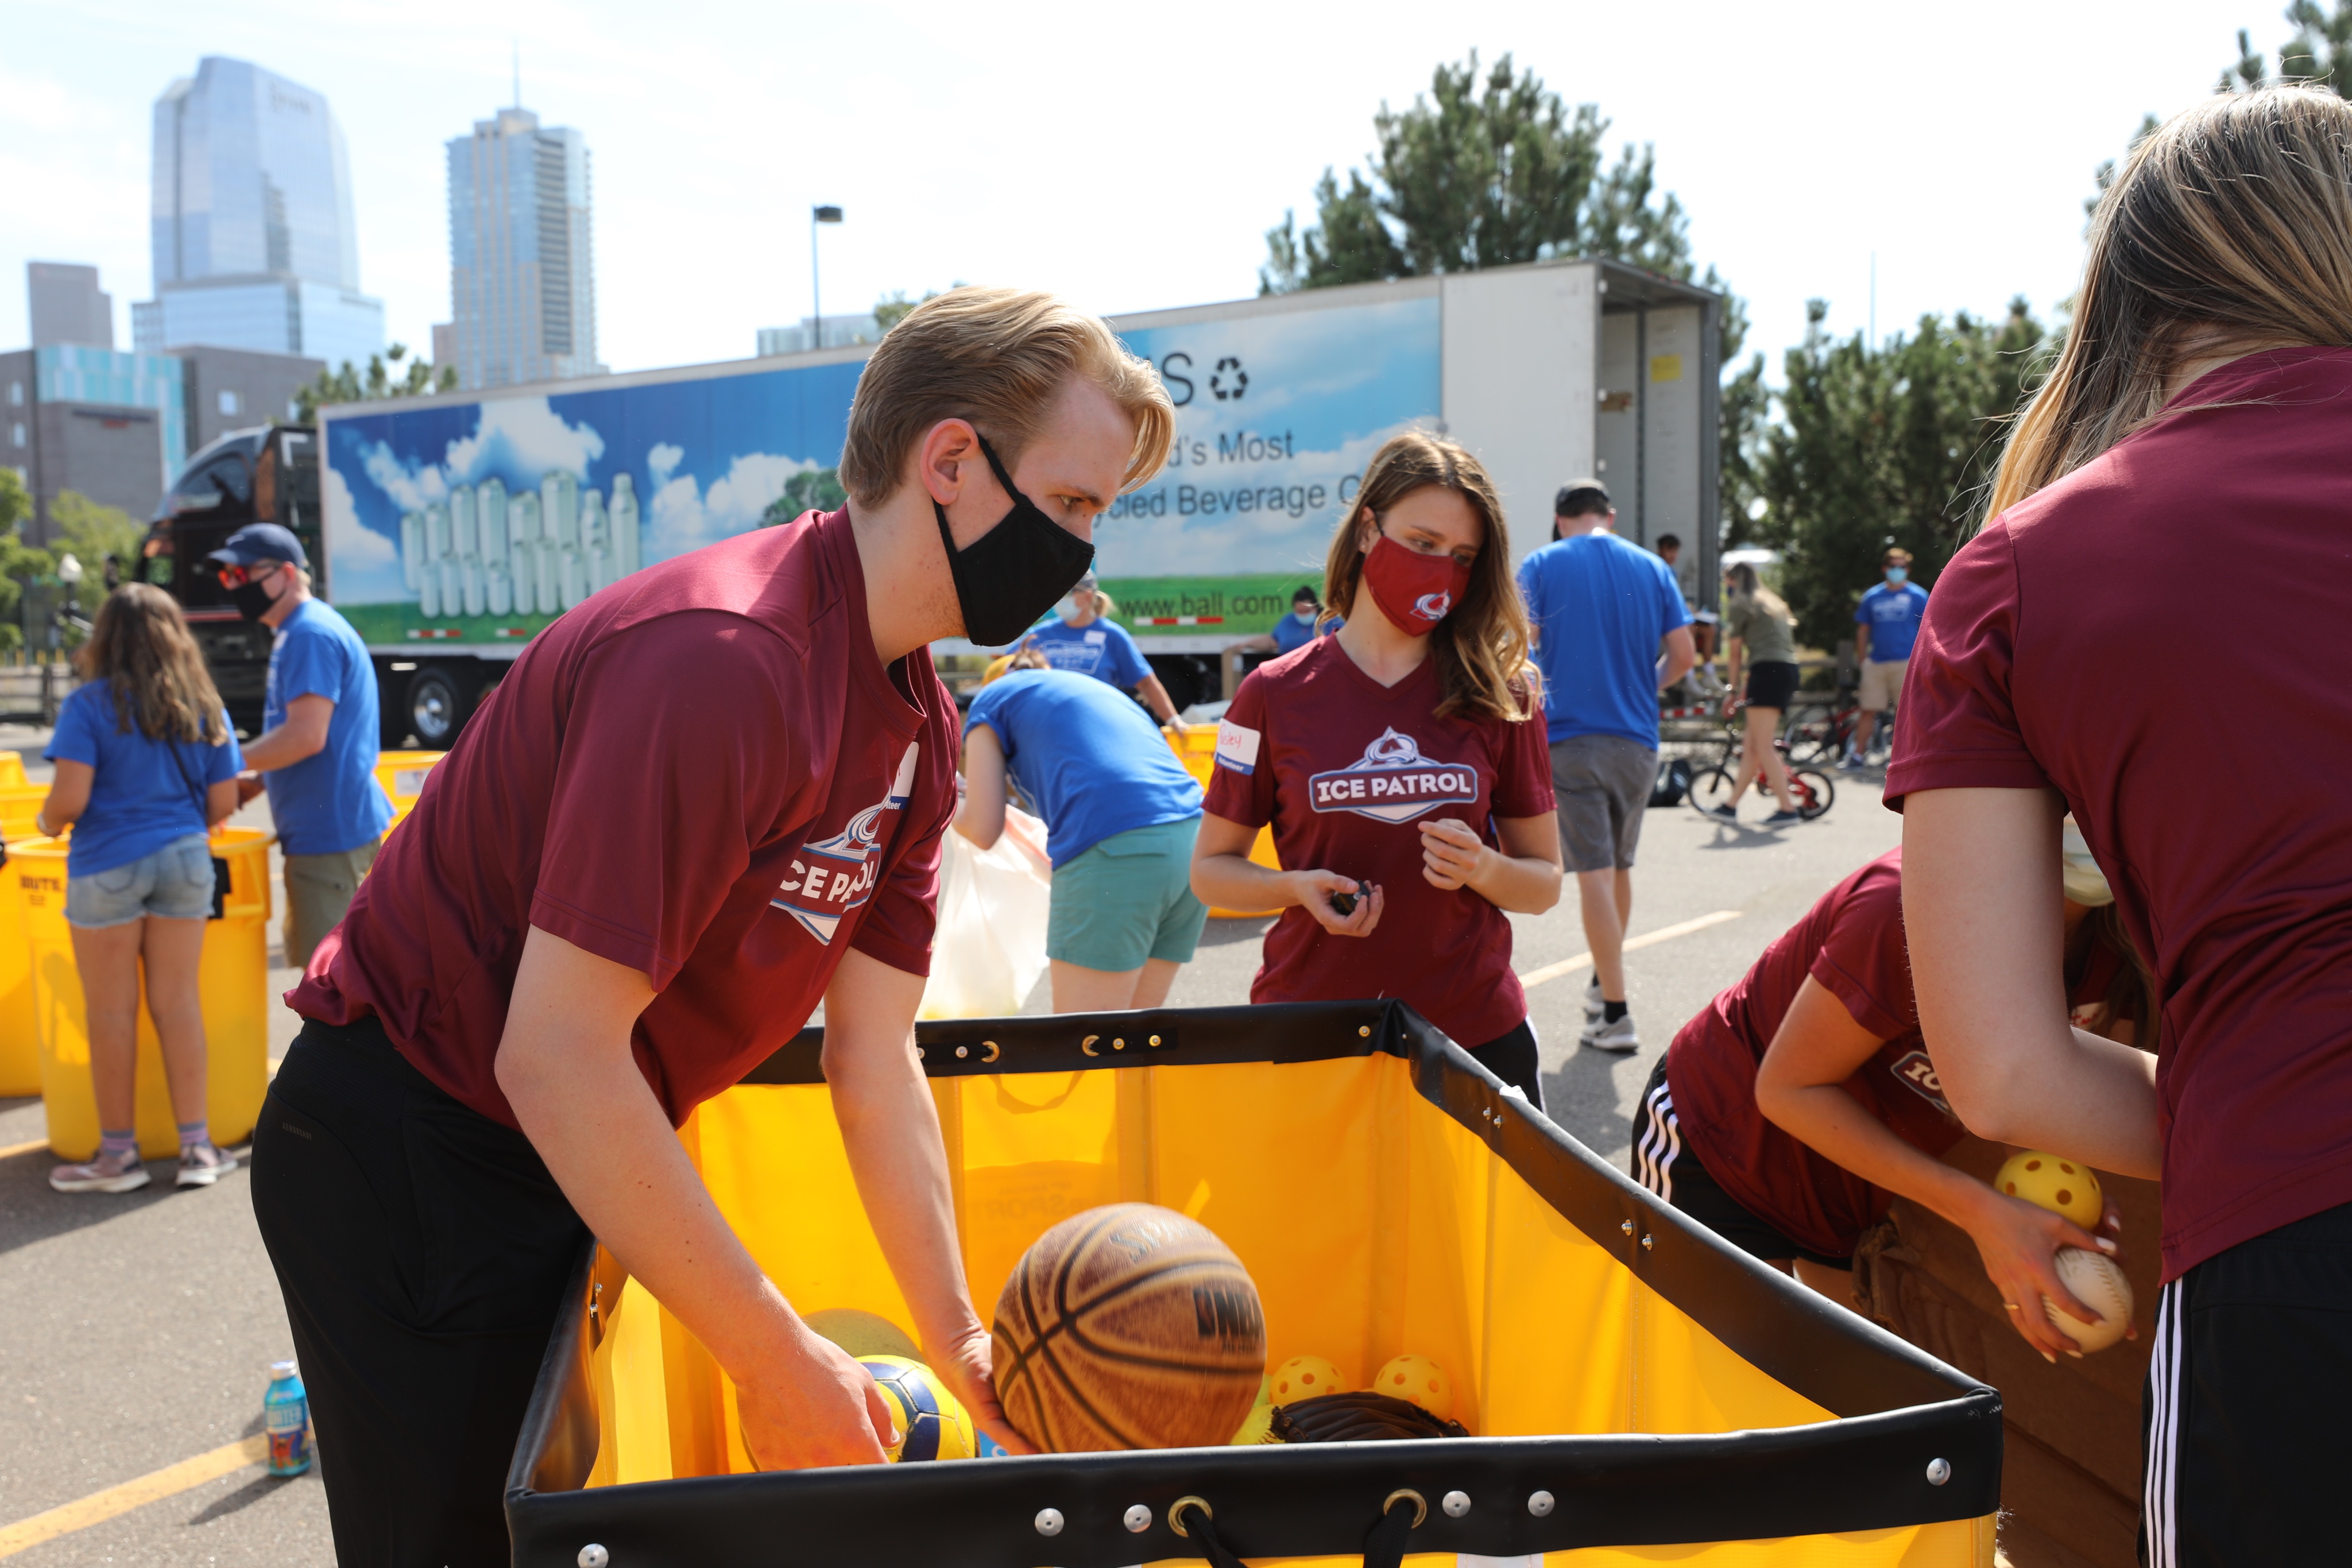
[2142,1276,2184,1568]
[1635,1076,1683,1203]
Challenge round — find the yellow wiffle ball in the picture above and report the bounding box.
[1268,1354,1345,1404]
[1994,1150,2103,1229]
[1373,1353,1454,1420]
[860,1356,976,1462]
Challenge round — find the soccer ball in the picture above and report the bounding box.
[860,1356,977,1462]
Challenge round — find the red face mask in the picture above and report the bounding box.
[1359,532,1471,637]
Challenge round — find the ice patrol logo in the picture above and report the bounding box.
[1309,728,1478,824]
[773,744,919,944]
[1889,1050,1956,1119]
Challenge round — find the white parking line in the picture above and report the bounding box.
[1516,909,1744,990]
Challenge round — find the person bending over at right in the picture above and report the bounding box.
[1635,831,2149,1362]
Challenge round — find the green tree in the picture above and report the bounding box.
[0,469,57,654]
[1259,50,1757,539]
[759,467,849,526]
[295,343,457,423]
[1747,299,2049,650]
[48,490,146,576]
[875,289,950,333]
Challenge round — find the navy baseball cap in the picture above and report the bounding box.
[206,524,309,571]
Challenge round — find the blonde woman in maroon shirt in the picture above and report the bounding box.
[1191,433,1562,1101]
[1893,88,2352,1565]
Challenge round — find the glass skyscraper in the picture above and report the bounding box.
[447,107,601,389]
[133,57,385,368]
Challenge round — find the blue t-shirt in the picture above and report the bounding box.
[264,599,393,855]
[1270,611,1335,655]
[1517,531,1694,746]
[1856,582,1930,662]
[46,683,243,878]
[964,669,1202,868]
[1023,617,1153,689]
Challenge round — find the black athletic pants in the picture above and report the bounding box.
[2140,1199,2352,1567]
[250,1016,589,1568]
[1468,1018,1544,1109]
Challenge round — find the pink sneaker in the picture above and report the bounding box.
[51,1147,152,1194]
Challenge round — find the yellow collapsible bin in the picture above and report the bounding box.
[374,749,445,837]
[506,1001,1999,1568]
[1167,725,1283,917]
[0,846,36,1098]
[13,827,275,1158]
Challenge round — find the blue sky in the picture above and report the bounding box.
[1,0,2288,386]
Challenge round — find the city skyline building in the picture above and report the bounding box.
[446,106,602,389]
[133,57,385,367]
[28,264,114,349]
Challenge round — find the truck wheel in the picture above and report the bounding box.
[405,668,476,749]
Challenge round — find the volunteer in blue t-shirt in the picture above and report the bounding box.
[958,657,1206,1013]
[1018,572,1189,730]
[37,584,244,1194]
[1846,547,1930,769]
[1515,481,1696,1054]
[207,524,393,970]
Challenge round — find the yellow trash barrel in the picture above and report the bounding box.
[374,749,445,837]
[11,827,276,1158]
[1165,725,1282,917]
[0,752,42,1095]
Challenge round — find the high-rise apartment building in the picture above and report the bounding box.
[133,57,385,369]
[447,106,601,389]
[28,264,114,349]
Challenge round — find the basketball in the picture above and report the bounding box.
[859,1356,977,1462]
[991,1202,1266,1451]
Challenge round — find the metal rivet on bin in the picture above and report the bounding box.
[1620,1219,1634,1237]
[1926,1458,1951,1486]
[1113,1037,1126,1050]
[1150,1035,1162,1047]
[1641,1234,1654,1250]
[915,1047,925,1059]
[955,1046,968,1059]
[1035,1507,1065,1536]
[1359,1025,1372,1037]
[578,1547,609,1568]
[1527,1490,1556,1517]
[1124,1503,1152,1532]
[1443,1490,1471,1517]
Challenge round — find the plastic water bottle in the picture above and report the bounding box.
[263,1361,313,1477]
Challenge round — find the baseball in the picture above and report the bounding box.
[2041,1246,2133,1353]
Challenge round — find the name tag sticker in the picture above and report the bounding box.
[1084,629,1107,644]
[1215,719,1262,774]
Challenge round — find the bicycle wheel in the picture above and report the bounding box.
[1788,766,1836,820]
[1687,766,1740,818]
[1782,704,1844,764]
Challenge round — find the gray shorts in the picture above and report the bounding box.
[1550,735,1657,873]
[66,833,215,928]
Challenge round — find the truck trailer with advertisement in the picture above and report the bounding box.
[142,258,1720,745]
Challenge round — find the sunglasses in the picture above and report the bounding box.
[215,562,281,589]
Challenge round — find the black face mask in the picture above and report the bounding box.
[934,434,1096,647]
[227,573,278,622]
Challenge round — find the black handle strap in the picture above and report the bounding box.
[1183,1492,1418,1568]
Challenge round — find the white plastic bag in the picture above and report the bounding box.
[917,807,1053,1019]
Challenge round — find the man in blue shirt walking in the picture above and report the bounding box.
[1846,547,1929,769]
[209,525,394,970]
[1517,482,1695,1054]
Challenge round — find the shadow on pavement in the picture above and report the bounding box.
[1195,915,1276,948]
[187,1465,316,1527]
[1541,1045,1635,1163]
[0,1143,250,1259]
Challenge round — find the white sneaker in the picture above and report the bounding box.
[176,1143,238,1187]
[1580,1012,1641,1054]
[1583,978,1606,1027]
[51,1147,151,1194]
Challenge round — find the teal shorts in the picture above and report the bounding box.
[1046,818,1209,973]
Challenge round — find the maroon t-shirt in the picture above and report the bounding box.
[1665,850,1964,1259]
[290,509,958,1130]
[1887,347,2352,1281]
[1202,637,1555,1048]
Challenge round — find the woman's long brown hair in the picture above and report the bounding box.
[1321,431,1534,723]
[1988,86,2352,520]
[74,583,229,745]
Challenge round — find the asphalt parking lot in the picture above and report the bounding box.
[0,727,1900,1565]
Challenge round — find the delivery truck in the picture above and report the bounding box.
[141,258,1720,746]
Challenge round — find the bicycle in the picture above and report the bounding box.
[1782,684,1894,767]
[1686,702,1835,822]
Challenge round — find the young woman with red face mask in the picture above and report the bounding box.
[1190,433,1564,1102]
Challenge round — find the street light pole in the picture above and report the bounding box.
[811,205,843,350]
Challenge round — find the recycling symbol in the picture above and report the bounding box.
[1210,356,1248,402]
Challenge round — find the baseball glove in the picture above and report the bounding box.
[1268,1391,1469,1442]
